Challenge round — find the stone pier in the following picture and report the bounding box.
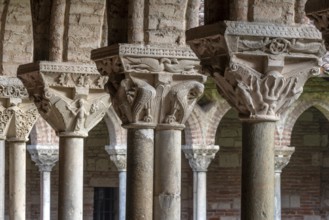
[187,15,324,219]
[92,44,205,220]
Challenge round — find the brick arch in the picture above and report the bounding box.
[103,105,127,147]
[280,94,329,146]
[184,99,231,146]
[30,117,58,145]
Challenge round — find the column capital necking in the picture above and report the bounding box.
[0,76,39,141]
[17,61,111,137]
[92,44,206,130]
[182,144,219,172]
[187,21,325,121]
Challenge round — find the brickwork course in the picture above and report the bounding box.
[1,0,329,219]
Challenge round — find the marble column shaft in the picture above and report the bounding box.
[241,121,275,220]
[154,129,181,220]
[9,141,27,220]
[119,171,127,220]
[41,171,51,220]
[58,136,84,220]
[0,139,4,220]
[126,128,154,220]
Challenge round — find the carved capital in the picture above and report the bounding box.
[105,144,127,171]
[27,144,59,172]
[17,62,111,137]
[0,76,39,141]
[187,21,325,121]
[92,44,206,129]
[182,144,219,172]
[275,146,295,173]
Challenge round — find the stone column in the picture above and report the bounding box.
[28,144,59,220]
[18,62,111,220]
[182,145,219,220]
[105,144,127,220]
[0,77,39,220]
[187,20,324,220]
[274,146,295,220]
[92,44,206,220]
[0,139,5,220]
[154,129,181,220]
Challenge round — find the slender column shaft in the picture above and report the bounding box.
[154,129,181,220]
[119,171,126,220]
[241,121,275,220]
[126,128,154,220]
[195,171,207,220]
[41,171,51,220]
[9,141,26,220]
[193,172,197,220]
[0,140,4,220]
[58,136,84,220]
[274,172,281,220]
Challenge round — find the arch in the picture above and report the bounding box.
[280,93,329,147]
[184,99,231,146]
[30,117,58,145]
[103,105,127,148]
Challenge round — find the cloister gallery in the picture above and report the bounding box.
[0,0,329,220]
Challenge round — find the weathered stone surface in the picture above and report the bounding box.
[182,144,219,171]
[187,21,324,121]
[28,144,59,172]
[0,76,39,141]
[105,144,126,171]
[92,44,206,129]
[275,146,295,172]
[17,61,111,137]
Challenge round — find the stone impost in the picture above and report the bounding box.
[105,144,127,220]
[28,144,58,220]
[0,76,39,220]
[187,21,324,220]
[182,144,219,220]
[274,146,295,220]
[92,44,206,220]
[17,61,111,220]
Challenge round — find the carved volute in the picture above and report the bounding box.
[0,76,39,141]
[17,62,111,137]
[92,44,206,129]
[187,21,325,121]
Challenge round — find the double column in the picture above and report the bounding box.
[92,44,206,220]
[182,144,219,220]
[187,21,324,220]
[0,77,39,220]
[18,61,111,220]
